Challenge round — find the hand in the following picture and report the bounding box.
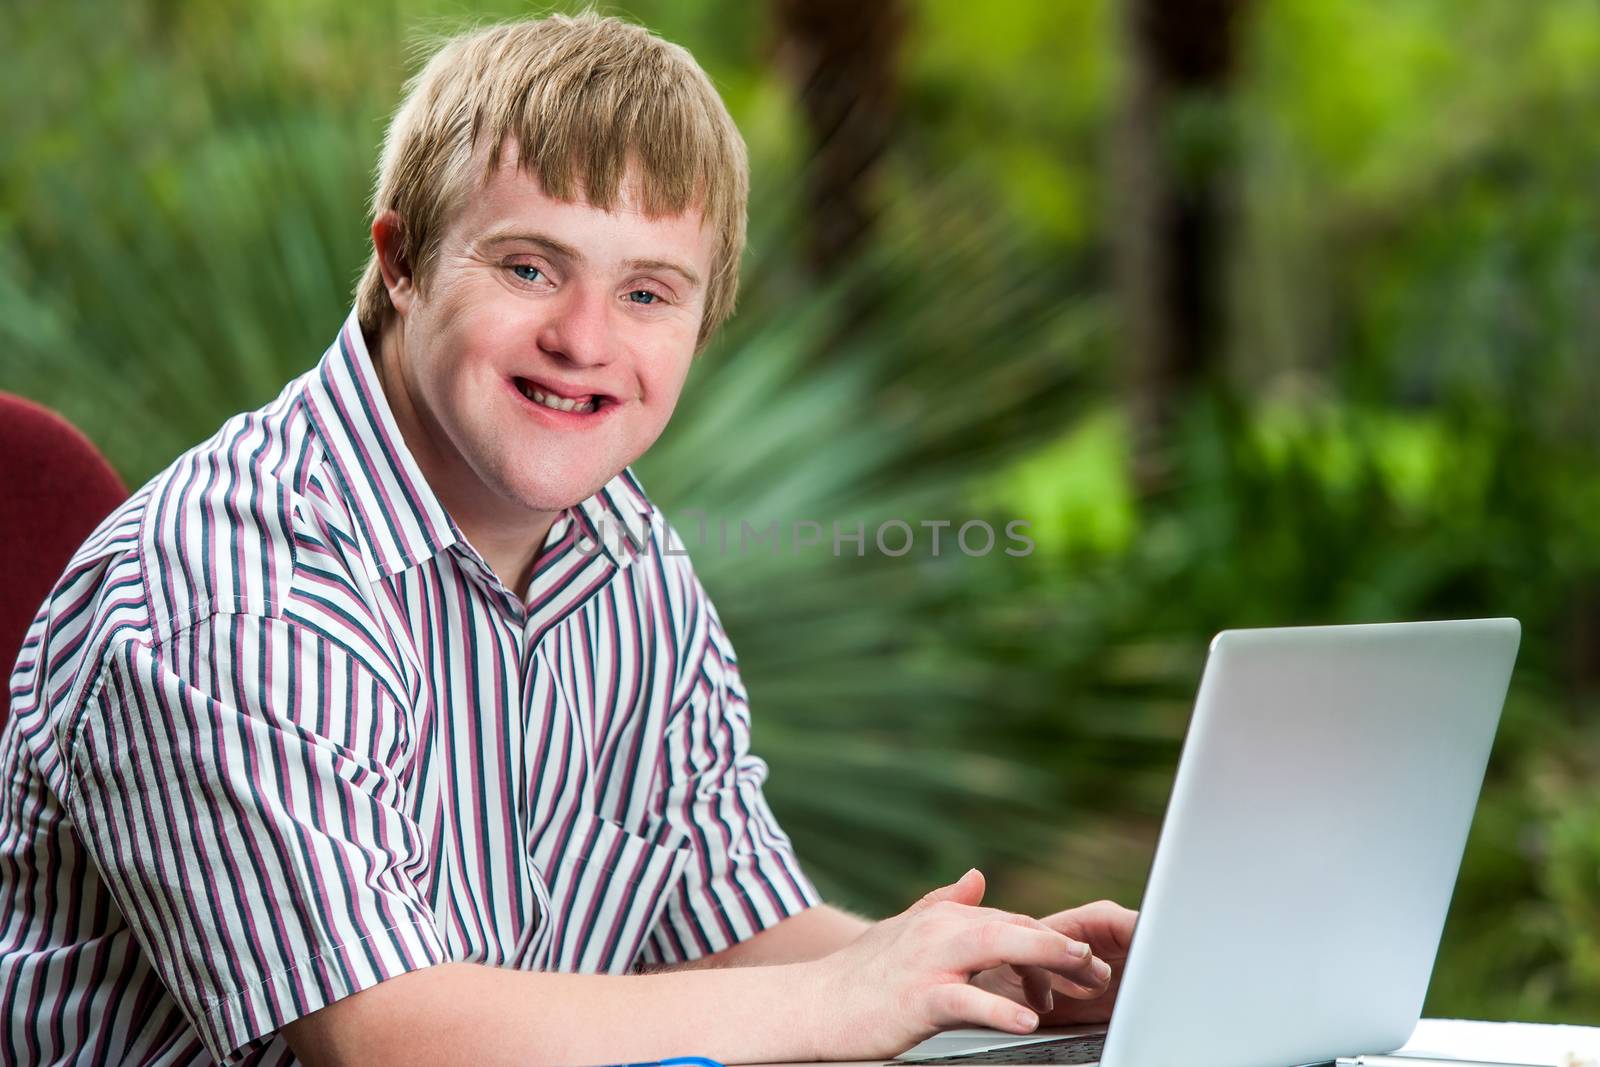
[804,869,1110,1060]
[971,898,1138,1026]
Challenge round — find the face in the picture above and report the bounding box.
[378,152,713,534]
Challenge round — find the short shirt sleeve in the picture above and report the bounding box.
[641,577,821,965]
[61,613,444,1063]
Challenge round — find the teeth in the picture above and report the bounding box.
[518,381,596,413]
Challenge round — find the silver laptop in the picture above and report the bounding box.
[897,618,1521,1067]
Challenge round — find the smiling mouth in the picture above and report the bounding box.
[513,377,605,414]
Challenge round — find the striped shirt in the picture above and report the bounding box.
[0,310,818,1065]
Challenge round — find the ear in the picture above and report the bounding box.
[371,211,415,316]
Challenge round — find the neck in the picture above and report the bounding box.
[370,319,559,597]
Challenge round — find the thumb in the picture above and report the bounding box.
[910,867,986,913]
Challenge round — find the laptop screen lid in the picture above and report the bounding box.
[1099,618,1520,1067]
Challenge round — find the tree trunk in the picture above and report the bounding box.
[1117,0,1254,493]
[771,0,907,279]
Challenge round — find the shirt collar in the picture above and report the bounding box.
[303,308,656,579]
[573,466,655,569]
[302,309,459,578]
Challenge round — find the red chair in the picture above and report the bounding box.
[1,394,127,718]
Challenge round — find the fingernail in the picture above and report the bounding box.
[1070,941,1091,958]
[1016,1009,1038,1031]
[1092,958,1112,981]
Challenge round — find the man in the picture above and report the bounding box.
[0,13,1134,1065]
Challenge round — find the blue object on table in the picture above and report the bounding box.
[595,1058,725,1067]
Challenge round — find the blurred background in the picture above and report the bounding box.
[4,0,1599,1024]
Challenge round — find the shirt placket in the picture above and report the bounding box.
[519,510,640,969]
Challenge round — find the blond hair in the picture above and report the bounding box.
[354,12,748,349]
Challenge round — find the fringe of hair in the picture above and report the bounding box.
[354,11,748,350]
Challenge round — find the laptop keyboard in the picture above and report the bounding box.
[903,1033,1106,1065]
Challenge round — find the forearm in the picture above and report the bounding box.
[288,872,1116,1067]
[289,959,829,1067]
[665,903,874,970]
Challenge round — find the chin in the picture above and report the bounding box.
[502,474,607,515]
[472,442,609,514]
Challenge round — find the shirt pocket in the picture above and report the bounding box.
[539,811,691,974]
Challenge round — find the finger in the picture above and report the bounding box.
[925,982,1040,1035]
[1050,973,1112,999]
[909,868,986,914]
[1048,957,1115,997]
[1041,901,1139,955]
[992,910,1094,960]
[979,964,1039,1009]
[948,921,1097,978]
[1016,964,1056,1014]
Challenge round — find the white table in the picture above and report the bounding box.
[749,1018,1600,1067]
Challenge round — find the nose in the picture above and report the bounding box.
[535,283,614,369]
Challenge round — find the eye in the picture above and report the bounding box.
[627,289,662,305]
[509,264,547,284]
